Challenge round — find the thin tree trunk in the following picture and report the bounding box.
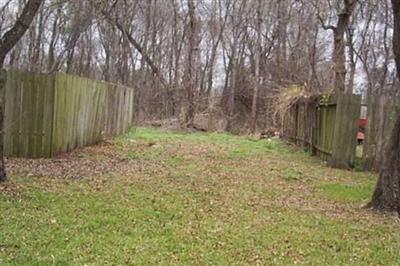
[225,47,237,132]
[206,1,229,96]
[47,5,61,72]
[181,0,196,128]
[309,25,320,91]
[333,13,354,94]
[368,0,400,213]
[251,0,262,133]
[347,25,356,92]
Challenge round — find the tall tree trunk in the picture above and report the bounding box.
[180,0,197,128]
[368,0,400,213]
[47,5,61,72]
[309,25,320,91]
[251,0,262,133]
[346,24,356,92]
[319,0,356,95]
[224,0,241,132]
[225,47,237,132]
[0,0,44,182]
[333,2,356,94]
[206,1,229,97]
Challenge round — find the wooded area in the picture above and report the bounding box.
[2,0,395,133]
[3,70,134,158]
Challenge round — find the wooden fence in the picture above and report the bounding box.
[282,97,318,150]
[363,94,400,171]
[2,70,134,158]
[282,93,361,168]
[314,103,336,160]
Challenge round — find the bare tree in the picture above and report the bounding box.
[318,0,357,94]
[250,0,263,133]
[0,0,394,140]
[180,0,198,128]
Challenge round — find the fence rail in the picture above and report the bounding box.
[2,70,134,158]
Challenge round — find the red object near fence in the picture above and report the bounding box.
[357,132,365,141]
[358,118,367,143]
[359,118,367,130]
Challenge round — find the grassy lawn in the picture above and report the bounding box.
[1,127,399,265]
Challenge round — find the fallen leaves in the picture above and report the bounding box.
[5,142,144,180]
[1,127,399,265]
[0,182,20,196]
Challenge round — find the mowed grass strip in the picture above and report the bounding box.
[1,127,399,265]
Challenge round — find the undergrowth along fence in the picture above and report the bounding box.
[282,93,361,168]
[2,70,134,158]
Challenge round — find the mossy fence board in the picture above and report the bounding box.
[3,70,134,158]
[283,94,361,166]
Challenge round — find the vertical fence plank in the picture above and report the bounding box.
[52,73,66,155]
[64,74,72,152]
[76,76,83,148]
[83,77,89,145]
[4,70,14,156]
[29,73,38,157]
[13,71,23,156]
[43,74,55,157]
[21,72,32,157]
[33,74,45,157]
[70,75,78,151]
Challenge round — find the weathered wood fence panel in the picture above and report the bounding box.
[283,99,319,150]
[3,70,134,158]
[282,94,361,167]
[315,104,336,160]
[3,71,55,158]
[283,100,318,149]
[363,94,400,171]
[329,93,361,169]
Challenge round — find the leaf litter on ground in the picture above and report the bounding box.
[1,127,399,265]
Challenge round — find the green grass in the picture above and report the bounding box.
[1,127,399,265]
[320,182,375,202]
